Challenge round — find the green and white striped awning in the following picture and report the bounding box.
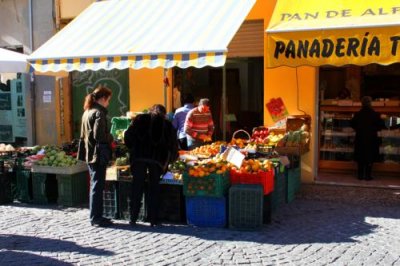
[28,0,255,72]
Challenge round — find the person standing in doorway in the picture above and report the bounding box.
[351,96,385,180]
[172,93,195,150]
[184,98,214,150]
[78,85,113,227]
[124,104,178,227]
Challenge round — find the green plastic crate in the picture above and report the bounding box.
[271,166,286,212]
[286,167,301,203]
[16,169,32,202]
[56,171,89,206]
[32,173,58,204]
[183,171,230,197]
[229,184,263,230]
[0,172,13,204]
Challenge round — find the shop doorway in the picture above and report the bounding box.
[172,57,264,141]
[317,64,400,188]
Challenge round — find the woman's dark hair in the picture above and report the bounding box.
[149,104,166,117]
[83,85,112,110]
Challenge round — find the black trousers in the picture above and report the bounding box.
[130,161,162,224]
[357,161,373,180]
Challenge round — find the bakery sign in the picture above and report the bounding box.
[266,0,400,67]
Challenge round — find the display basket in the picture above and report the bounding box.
[230,129,251,146]
[31,160,88,175]
[183,171,230,197]
[229,169,274,195]
[274,143,309,156]
[285,115,311,132]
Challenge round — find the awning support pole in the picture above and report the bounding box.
[163,68,168,108]
[222,65,227,141]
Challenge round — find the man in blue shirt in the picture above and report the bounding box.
[172,93,195,150]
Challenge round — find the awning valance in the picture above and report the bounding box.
[0,48,28,73]
[266,0,400,67]
[28,0,255,73]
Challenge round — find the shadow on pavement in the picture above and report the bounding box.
[0,250,73,266]
[0,234,113,256]
[111,198,399,245]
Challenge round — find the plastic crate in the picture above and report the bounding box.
[270,166,287,212]
[158,184,186,223]
[110,117,131,138]
[16,169,32,202]
[286,167,301,203]
[229,184,263,230]
[0,172,13,204]
[185,196,226,228]
[103,181,119,219]
[56,171,89,206]
[230,169,274,195]
[118,180,148,222]
[183,171,230,197]
[32,173,58,204]
[31,161,88,175]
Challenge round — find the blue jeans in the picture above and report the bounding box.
[88,162,107,222]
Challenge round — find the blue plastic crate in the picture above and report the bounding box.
[186,196,226,228]
[229,184,263,230]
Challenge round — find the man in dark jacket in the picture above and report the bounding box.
[351,96,385,180]
[124,104,178,226]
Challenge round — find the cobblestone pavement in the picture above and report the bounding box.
[0,184,399,266]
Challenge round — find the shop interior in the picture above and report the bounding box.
[172,57,264,141]
[317,63,400,187]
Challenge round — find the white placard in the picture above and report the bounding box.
[43,90,52,103]
[222,147,245,168]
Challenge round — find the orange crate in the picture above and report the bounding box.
[229,170,274,195]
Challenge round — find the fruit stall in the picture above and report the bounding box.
[0,113,310,230]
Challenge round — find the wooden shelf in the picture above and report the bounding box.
[319,160,400,173]
[322,131,355,137]
[320,105,400,113]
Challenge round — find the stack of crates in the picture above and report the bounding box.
[183,171,230,228]
[229,184,264,230]
[230,168,274,224]
[0,160,13,204]
[31,173,58,204]
[31,170,89,206]
[286,155,301,203]
[158,183,186,223]
[270,161,287,212]
[103,179,147,222]
[57,171,89,206]
[16,168,32,203]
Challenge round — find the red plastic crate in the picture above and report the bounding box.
[230,169,274,195]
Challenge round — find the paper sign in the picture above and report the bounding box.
[222,147,245,168]
[266,97,288,122]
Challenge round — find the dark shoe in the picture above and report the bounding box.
[357,176,364,180]
[129,220,137,227]
[365,177,374,181]
[150,221,161,227]
[91,217,113,227]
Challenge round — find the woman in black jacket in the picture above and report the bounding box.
[351,96,385,180]
[124,104,178,226]
[78,85,113,227]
